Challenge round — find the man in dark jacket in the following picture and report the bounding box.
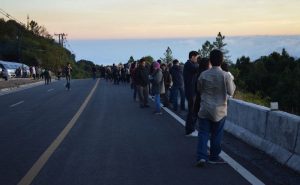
[169,59,185,111]
[183,51,200,136]
[135,58,150,108]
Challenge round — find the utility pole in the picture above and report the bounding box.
[27,14,30,30]
[53,33,68,74]
[54,33,67,47]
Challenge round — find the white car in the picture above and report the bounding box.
[0,60,30,78]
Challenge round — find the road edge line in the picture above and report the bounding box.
[159,101,265,185]
[17,79,100,185]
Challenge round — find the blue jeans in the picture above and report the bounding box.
[170,86,185,111]
[154,94,161,112]
[197,117,226,161]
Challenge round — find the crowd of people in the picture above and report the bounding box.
[12,65,53,83]
[119,49,236,167]
[55,50,235,167]
[104,64,131,84]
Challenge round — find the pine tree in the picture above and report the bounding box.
[161,46,173,64]
[199,41,214,58]
[128,56,135,64]
[29,20,41,35]
[213,32,231,63]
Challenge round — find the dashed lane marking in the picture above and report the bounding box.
[10,101,24,108]
[17,79,100,185]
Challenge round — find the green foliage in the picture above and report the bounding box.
[234,91,270,107]
[160,46,173,63]
[213,32,227,50]
[0,18,94,79]
[73,59,95,78]
[198,32,230,62]
[128,56,135,63]
[199,41,214,58]
[213,32,230,63]
[29,20,41,35]
[232,49,300,115]
[143,55,154,66]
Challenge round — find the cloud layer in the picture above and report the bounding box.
[69,35,300,65]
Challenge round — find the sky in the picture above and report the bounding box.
[68,36,300,65]
[2,0,300,39]
[1,0,300,65]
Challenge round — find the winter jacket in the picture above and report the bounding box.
[152,68,165,94]
[183,60,199,98]
[169,65,184,88]
[162,69,172,89]
[135,66,149,86]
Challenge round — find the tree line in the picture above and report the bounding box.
[0,18,96,78]
[1,18,299,115]
[130,32,300,115]
[231,49,300,115]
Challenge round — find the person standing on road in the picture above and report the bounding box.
[130,61,138,101]
[161,63,172,107]
[44,69,50,85]
[183,51,200,136]
[65,63,72,90]
[32,66,36,80]
[152,61,164,114]
[112,64,120,85]
[169,59,185,112]
[135,58,150,108]
[196,49,236,167]
[194,57,211,120]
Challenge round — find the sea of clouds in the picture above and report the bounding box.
[69,35,300,65]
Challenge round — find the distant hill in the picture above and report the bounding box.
[0,18,95,78]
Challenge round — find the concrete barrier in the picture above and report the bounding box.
[226,99,300,173]
[227,99,269,138]
[265,111,299,152]
[287,115,300,172]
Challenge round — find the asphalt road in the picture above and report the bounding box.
[0,79,299,185]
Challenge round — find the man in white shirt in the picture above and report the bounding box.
[196,49,236,167]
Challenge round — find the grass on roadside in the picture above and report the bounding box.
[234,90,270,107]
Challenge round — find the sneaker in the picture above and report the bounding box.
[185,130,197,137]
[195,159,206,167]
[208,158,227,164]
[154,111,162,115]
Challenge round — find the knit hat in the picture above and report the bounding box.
[153,61,160,70]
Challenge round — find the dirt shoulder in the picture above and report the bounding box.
[0,78,43,90]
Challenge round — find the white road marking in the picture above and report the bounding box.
[47,88,54,92]
[10,101,24,108]
[158,101,265,185]
[17,79,100,185]
[160,103,198,137]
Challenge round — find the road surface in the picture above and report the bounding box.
[0,79,299,185]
